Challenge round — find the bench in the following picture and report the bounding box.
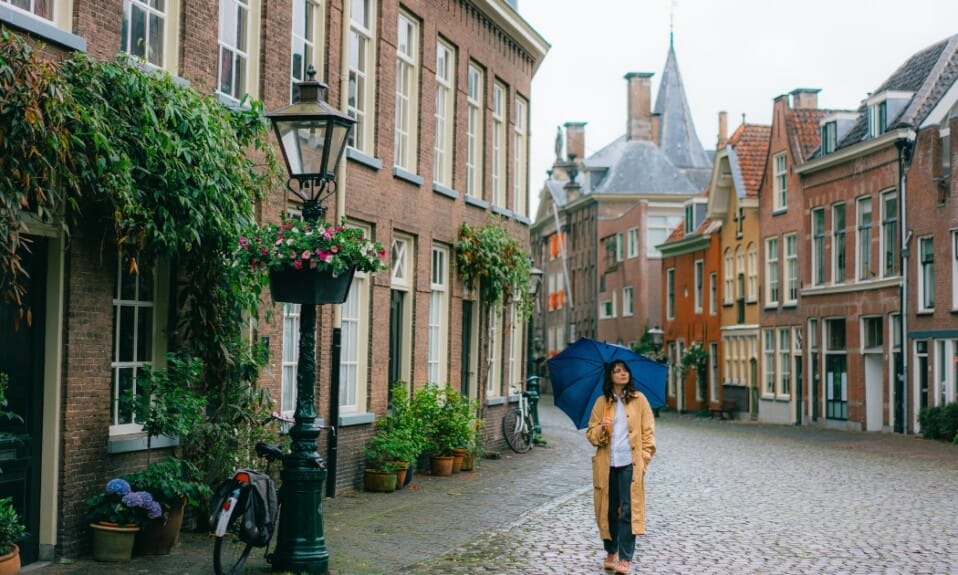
[709,399,737,420]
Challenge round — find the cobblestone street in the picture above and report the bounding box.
[32,402,958,575]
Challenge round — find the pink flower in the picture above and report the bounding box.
[301,250,311,260]
[293,259,304,270]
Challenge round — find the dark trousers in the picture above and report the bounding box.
[602,464,635,561]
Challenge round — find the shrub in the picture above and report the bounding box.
[0,497,25,555]
[918,403,958,441]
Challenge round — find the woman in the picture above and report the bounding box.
[585,360,656,574]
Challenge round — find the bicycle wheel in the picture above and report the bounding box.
[213,506,254,575]
[502,408,533,453]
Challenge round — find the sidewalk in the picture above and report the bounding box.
[28,400,595,575]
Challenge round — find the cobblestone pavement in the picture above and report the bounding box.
[29,403,958,575]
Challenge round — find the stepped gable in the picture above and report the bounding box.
[840,35,958,148]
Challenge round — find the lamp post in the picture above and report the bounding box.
[525,266,544,435]
[265,66,355,575]
[648,325,664,350]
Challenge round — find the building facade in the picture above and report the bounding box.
[0,0,546,563]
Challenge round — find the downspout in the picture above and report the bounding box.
[896,133,915,434]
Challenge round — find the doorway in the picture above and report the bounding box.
[864,353,883,431]
[0,237,47,565]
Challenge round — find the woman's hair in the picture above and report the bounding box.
[603,360,637,403]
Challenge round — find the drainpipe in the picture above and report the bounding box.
[896,132,915,434]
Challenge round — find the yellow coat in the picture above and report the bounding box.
[585,391,656,536]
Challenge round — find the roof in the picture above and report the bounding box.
[585,137,702,195]
[788,108,827,162]
[839,35,958,148]
[653,44,713,171]
[725,124,771,197]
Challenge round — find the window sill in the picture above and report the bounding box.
[107,433,178,455]
[339,412,375,427]
[465,195,489,210]
[485,396,505,407]
[347,148,383,170]
[392,166,424,186]
[432,181,459,200]
[492,205,513,218]
[0,5,86,51]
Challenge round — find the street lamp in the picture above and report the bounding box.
[648,325,664,348]
[525,266,544,435]
[266,66,355,575]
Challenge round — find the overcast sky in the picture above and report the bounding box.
[520,0,958,215]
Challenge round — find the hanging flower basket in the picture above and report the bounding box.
[269,266,357,305]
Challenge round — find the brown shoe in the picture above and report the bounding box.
[614,559,631,574]
[603,553,618,570]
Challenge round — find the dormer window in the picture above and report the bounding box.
[865,91,914,139]
[821,121,838,155]
[685,204,694,234]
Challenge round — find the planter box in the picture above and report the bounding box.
[269,267,356,305]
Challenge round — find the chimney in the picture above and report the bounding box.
[650,113,661,147]
[717,111,728,148]
[790,88,821,110]
[625,72,654,141]
[564,122,587,162]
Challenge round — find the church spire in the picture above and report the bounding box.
[652,41,711,170]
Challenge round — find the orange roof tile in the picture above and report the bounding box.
[788,108,827,162]
[726,124,771,197]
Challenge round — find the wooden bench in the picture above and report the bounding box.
[709,399,737,420]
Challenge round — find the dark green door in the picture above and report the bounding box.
[388,290,404,405]
[0,237,46,565]
[460,301,473,398]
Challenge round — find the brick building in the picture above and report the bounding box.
[0,0,546,564]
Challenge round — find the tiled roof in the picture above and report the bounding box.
[839,35,958,148]
[654,45,713,171]
[726,124,771,197]
[788,108,827,162]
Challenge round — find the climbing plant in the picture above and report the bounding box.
[454,218,534,313]
[0,30,281,481]
[679,342,709,408]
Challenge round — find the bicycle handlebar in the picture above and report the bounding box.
[265,412,337,437]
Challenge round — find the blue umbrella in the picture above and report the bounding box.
[546,337,667,430]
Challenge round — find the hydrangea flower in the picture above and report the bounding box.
[105,478,131,496]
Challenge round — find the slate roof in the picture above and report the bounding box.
[839,35,958,149]
[654,44,712,171]
[726,124,771,198]
[585,137,703,195]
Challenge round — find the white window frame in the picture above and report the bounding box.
[466,64,484,198]
[832,203,846,285]
[615,232,624,262]
[952,231,958,311]
[856,196,872,281]
[667,267,675,319]
[918,236,934,312]
[627,228,638,258]
[763,329,776,395]
[433,39,455,187]
[779,328,791,397]
[694,259,704,313]
[747,243,757,302]
[492,82,507,207]
[3,0,53,21]
[881,189,898,278]
[812,207,825,285]
[487,302,503,398]
[339,222,373,415]
[623,286,634,317]
[281,303,301,419]
[110,256,168,434]
[218,0,261,101]
[291,0,324,99]
[784,233,797,304]
[765,237,779,307]
[647,215,682,257]
[773,152,787,212]
[347,0,376,153]
[393,11,418,171]
[122,0,180,71]
[723,248,733,304]
[427,245,450,385]
[514,95,528,216]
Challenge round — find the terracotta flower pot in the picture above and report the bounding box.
[451,448,467,473]
[91,522,140,562]
[429,455,454,477]
[363,469,397,492]
[0,544,20,575]
[134,499,186,556]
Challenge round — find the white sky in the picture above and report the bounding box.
[520,0,958,215]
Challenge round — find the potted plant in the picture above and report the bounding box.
[120,353,209,554]
[125,458,212,555]
[0,497,25,575]
[236,217,387,304]
[86,478,162,562]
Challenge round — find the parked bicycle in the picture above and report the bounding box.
[502,380,536,453]
[209,412,335,575]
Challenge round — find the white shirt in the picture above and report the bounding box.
[609,394,633,468]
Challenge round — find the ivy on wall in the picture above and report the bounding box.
[454,218,533,313]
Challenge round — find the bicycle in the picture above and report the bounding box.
[502,380,536,453]
[210,412,335,575]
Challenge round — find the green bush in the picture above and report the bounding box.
[409,384,478,457]
[125,457,212,513]
[918,403,958,441]
[0,497,25,555]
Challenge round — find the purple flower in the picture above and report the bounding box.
[106,478,131,496]
[121,491,147,508]
[146,502,163,520]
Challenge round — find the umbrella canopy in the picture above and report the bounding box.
[546,337,667,430]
